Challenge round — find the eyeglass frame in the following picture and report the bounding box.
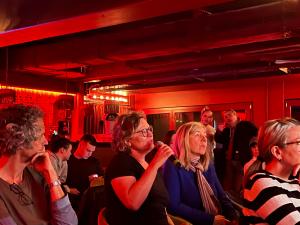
[283,140,300,146]
[134,126,153,137]
[9,183,34,206]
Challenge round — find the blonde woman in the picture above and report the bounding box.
[243,118,300,224]
[163,122,237,225]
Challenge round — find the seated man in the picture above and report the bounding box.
[0,104,77,225]
[66,134,103,212]
[49,136,72,183]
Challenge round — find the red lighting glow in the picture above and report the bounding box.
[0,85,75,96]
[85,87,129,103]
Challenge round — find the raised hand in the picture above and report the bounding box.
[150,143,174,170]
[31,152,58,183]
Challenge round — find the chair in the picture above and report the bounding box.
[168,214,192,225]
[98,207,109,225]
[78,185,105,225]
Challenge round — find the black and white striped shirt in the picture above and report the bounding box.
[243,171,300,225]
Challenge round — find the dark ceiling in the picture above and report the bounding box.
[0,0,300,92]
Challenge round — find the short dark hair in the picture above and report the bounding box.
[0,104,44,156]
[80,134,97,146]
[163,130,176,146]
[51,137,72,153]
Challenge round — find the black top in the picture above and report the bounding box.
[105,152,169,225]
[67,155,103,194]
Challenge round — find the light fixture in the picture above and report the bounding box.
[279,67,289,74]
[85,84,129,103]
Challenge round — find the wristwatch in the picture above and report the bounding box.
[48,179,61,189]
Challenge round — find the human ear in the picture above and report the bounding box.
[270,145,282,161]
[124,139,131,147]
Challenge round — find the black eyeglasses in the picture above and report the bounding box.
[135,126,153,137]
[9,183,34,206]
[283,141,300,146]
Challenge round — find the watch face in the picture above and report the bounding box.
[49,180,61,188]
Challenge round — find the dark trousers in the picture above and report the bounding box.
[223,160,243,199]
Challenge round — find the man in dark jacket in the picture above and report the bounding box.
[215,109,257,198]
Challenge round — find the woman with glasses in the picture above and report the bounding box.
[104,111,174,225]
[163,122,238,225]
[0,104,77,225]
[243,118,300,224]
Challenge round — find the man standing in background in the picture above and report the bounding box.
[200,106,216,159]
[215,109,257,199]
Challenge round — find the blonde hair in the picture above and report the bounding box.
[244,117,300,185]
[258,117,300,163]
[174,122,211,171]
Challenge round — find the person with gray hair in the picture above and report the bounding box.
[104,111,174,225]
[0,104,77,225]
[243,118,300,224]
[163,122,238,225]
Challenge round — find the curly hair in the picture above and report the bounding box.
[112,111,145,153]
[0,104,44,156]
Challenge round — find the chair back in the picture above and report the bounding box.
[98,207,109,225]
[168,214,192,225]
[78,185,105,225]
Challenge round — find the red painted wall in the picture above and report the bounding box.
[134,74,300,127]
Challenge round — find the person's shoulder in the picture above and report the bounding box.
[237,120,257,128]
[221,127,230,134]
[106,152,132,169]
[25,167,44,184]
[165,160,190,175]
[164,159,176,170]
[204,163,216,175]
[105,152,141,179]
[246,171,276,189]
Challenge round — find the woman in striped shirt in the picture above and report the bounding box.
[243,118,300,225]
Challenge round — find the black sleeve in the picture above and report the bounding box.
[106,154,141,181]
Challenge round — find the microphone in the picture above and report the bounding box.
[156,141,181,167]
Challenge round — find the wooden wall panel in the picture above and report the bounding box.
[135,74,300,127]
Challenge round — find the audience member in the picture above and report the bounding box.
[66,134,103,212]
[0,104,77,225]
[201,106,216,159]
[201,106,214,127]
[243,137,258,175]
[215,109,257,198]
[163,130,176,153]
[243,118,300,224]
[163,122,238,225]
[49,136,72,183]
[105,112,174,225]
